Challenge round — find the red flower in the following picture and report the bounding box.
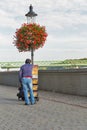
[13,23,48,52]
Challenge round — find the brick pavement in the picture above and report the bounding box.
[0,85,87,130]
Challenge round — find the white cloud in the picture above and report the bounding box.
[0,0,87,61]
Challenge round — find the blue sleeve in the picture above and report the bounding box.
[19,67,22,83]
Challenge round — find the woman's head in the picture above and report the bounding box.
[25,58,31,64]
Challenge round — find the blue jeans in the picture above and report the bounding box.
[22,77,35,105]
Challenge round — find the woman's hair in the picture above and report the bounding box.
[25,59,31,64]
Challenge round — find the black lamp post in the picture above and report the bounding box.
[25,5,38,64]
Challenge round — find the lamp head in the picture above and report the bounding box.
[25,4,37,18]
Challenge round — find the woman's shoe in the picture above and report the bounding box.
[25,103,30,105]
[31,101,36,105]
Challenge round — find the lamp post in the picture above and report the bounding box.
[25,4,38,65]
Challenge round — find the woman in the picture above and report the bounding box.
[19,58,35,105]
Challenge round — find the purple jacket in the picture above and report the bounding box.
[19,63,33,82]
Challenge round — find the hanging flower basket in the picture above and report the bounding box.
[13,23,48,52]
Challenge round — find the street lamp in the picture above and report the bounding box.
[25,5,38,64]
[25,4,38,23]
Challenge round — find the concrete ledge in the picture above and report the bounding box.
[0,69,87,96]
[0,71,20,87]
[38,69,87,96]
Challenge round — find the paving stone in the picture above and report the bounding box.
[0,85,87,130]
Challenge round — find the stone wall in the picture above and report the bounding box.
[0,69,87,96]
[38,69,87,96]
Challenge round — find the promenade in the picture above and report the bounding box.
[0,85,87,130]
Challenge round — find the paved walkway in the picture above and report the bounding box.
[0,85,87,130]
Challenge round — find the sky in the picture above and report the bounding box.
[0,0,87,62]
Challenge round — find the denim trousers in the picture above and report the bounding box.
[22,77,35,104]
